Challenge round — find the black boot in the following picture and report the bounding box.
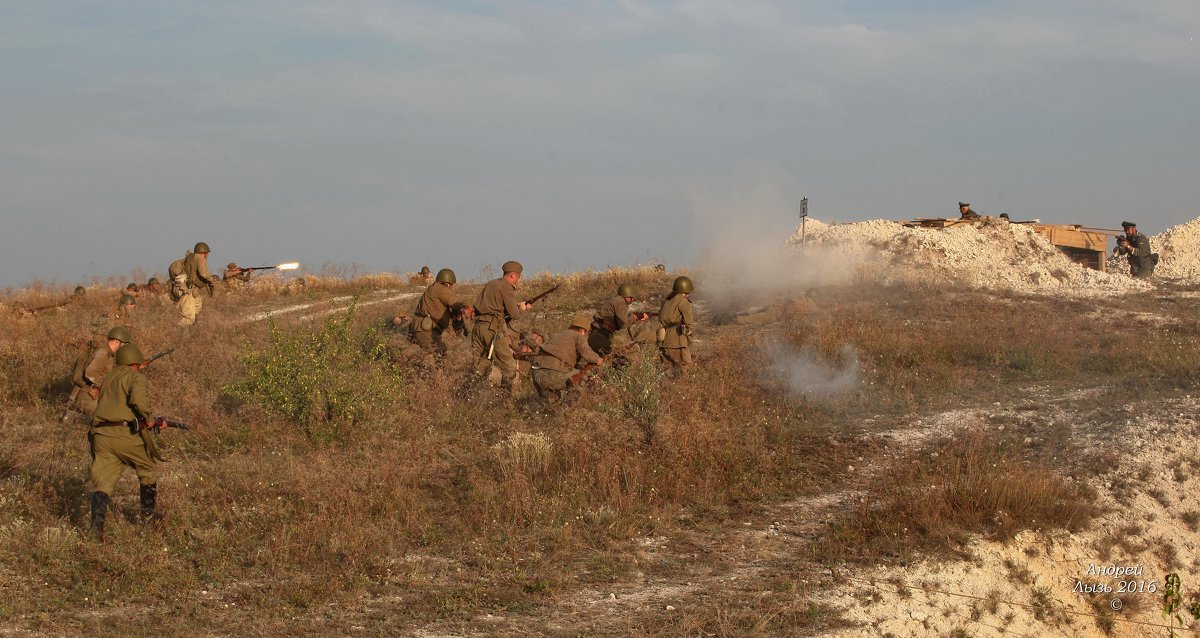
[89,492,110,540]
[139,483,163,524]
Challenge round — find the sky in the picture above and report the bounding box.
[2,0,1198,286]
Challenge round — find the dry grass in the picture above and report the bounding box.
[1,270,1194,635]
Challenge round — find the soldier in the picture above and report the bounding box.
[470,261,531,390]
[410,268,472,355]
[958,202,980,220]
[530,311,603,403]
[658,276,696,376]
[88,343,163,539]
[1115,221,1158,279]
[514,329,545,377]
[171,242,219,326]
[224,262,251,285]
[589,283,652,357]
[142,277,163,295]
[68,326,131,418]
[116,284,138,316]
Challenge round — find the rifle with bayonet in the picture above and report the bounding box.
[140,348,175,368]
[135,416,191,433]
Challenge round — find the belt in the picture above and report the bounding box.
[95,421,130,428]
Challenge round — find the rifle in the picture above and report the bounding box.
[18,297,75,316]
[136,417,191,433]
[524,284,560,306]
[141,348,175,368]
[569,341,642,385]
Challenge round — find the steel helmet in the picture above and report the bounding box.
[672,276,694,294]
[617,283,636,298]
[435,268,457,284]
[147,277,160,285]
[106,326,132,343]
[194,242,211,254]
[420,266,431,275]
[115,344,145,366]
[569,311,594,330]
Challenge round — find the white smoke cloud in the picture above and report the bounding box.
[766,342,861,399]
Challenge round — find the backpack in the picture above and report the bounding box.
[168,252,191,301]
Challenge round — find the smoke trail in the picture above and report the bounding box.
[766,342,861,398]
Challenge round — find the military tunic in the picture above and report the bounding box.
[90,366,157,495]
[470,278,525,384]
[531,329,601,400]
[70,344,114,415]
[1118,232,1156,278]
[177,252,218,326]
[658,293,694,374]
[411,282,459,352]
[589,296,632,355]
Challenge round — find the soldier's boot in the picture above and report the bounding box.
[139,483,163,524]
[89,491,110,540]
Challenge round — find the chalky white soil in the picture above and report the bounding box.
[793,219,1153,295]
[820,395,1200,638]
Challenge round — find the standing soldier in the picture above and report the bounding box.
[68,326,131,418]
[88,344,163,539]
[410,268,471,355]
[1115,221,1158,278]
[530,311,603,403]
[589,283,653,357]
[658,276,696,376]
[171,242,219,326]
[471,261,531,390]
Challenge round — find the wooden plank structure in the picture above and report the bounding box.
[901,217,1120,272]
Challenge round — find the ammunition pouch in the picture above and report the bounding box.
[655,327,667,343]
[418,315,435,332]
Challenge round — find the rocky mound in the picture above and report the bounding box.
[1105,217,1200,280]
[792,219,1151,295]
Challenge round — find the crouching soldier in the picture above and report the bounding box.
[530,311,603,403]
[88,344,164,539]
[68,326,131,419]
[589,283,654,358]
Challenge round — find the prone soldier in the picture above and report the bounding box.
[658,276,696,377]
[530,312,603,403]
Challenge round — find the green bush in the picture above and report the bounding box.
[227,304,405,443]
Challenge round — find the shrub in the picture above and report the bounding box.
[226,304,405,443]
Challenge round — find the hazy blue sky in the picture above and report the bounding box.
[2,1,1198,286]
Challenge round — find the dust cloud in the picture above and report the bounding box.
[766,342,861,399]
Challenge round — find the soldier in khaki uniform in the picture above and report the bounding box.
[89,344,163,539]
[658,276,696,376]
[589,283,653,357]
[470,261,531,389]
[224,262,251,285]
[116,284,138,317]
[173,242,219,326]
[410,268,471,354]
[514,329,545,377]
[531,311,603,403]
[68,326,131,417]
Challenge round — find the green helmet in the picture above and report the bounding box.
[617,283,636,298]
[115,344,144,366]
[569,310,594,330]
[73,286,86,296]
[672,276,694,294]
[194,242,211,254]
[106,326,132,343]
[420,266,431,275]
[147,277,160,285]
[435,268,457,284]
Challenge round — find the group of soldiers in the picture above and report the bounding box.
[403,260,696,402]
[64,248,693,539]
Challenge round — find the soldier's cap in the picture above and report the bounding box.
[502,260,523,274]
[1121,221,1136,228]
[958,202,970,208]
